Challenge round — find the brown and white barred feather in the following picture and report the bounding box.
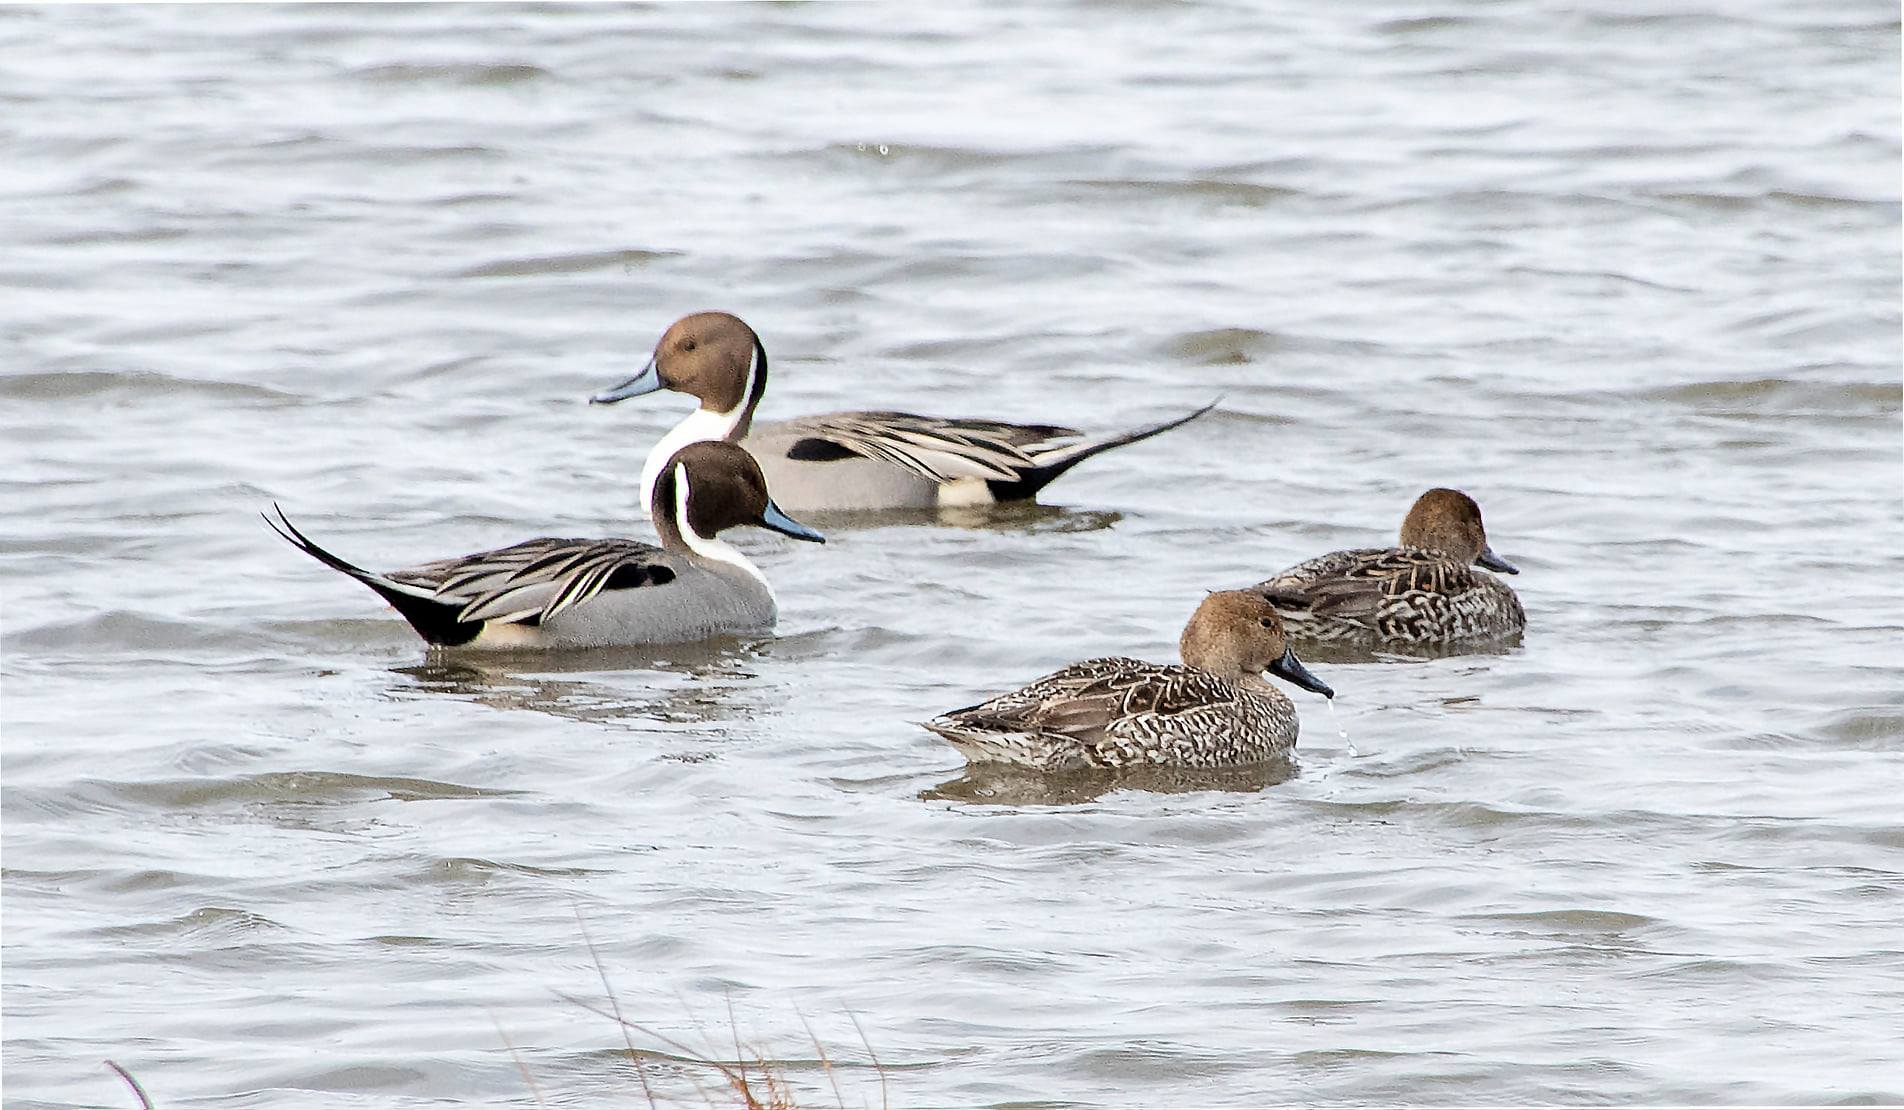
[1255,546,1524,644]
[923,656,1300,772]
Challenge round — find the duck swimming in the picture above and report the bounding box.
[267,441,823,650]
[922,590,1334,772]
[590,311,1213,513]
[1253,487,1524,646]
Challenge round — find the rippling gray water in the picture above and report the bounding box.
[5,3,1901,1106]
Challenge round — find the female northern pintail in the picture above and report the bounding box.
[1253,487,1525,646]
[267,442,824,650]
[922,590,1334,772]
[590,311,1214,513]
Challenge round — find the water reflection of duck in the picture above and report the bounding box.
[390,641,769,730]
[923,759,1298,806]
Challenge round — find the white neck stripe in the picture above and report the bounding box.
[672,462,771,594]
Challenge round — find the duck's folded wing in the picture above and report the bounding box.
[779,411,1057,483]
[391,537,677,625]
[1257,548,1438,621]
[955,659,1229,745]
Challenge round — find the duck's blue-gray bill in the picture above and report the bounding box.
[759,500,825,544]
[590,357,664,405]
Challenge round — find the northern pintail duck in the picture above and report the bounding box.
[267,442,824,650]
[922,590,1334,771]
[591,312,1214,513]
[1253,488,1525,646]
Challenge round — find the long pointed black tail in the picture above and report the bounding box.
[986,399,1220,502]
[263,505,481,646]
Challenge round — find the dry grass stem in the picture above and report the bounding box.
[104,1061,154,1110]
[574,902,658,1106]
[492,1014,548,1108]
[552,908,881,1108]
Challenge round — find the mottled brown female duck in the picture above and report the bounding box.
[1254,488,1524,646]
[922,590,1334,771]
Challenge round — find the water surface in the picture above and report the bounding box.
[4,3,1901,1106]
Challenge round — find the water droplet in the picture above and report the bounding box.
[1323,698,1357,757]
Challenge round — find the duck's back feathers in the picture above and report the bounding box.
[924,656,1298,771]
[267,507,683,647]
[774,410,1044,484]
[392,536,679,625]
[1257,546,1524,644]
[758,401,1216,506]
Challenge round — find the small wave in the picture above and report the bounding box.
[795,140,1128,180]
[0,369,297,405]
[40,224,191,247]
[1463,907,1659,934]
[1629,376,1899,414]
[1808,705,1904,749]
[451,247,678,279]
[1059,177,1303,208]
[6,609,283,656]
[351,61,550,86]
[91,905,287,943]
[1640,187,1898,214]
[1372,15,1478,34]
[426,856,604,880]
[1159,327,1387,365]
[104,771,526,810]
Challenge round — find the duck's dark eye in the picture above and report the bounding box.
[682,338,698,352]
[1259,618,1274,628]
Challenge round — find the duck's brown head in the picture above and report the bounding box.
[592,311,766,416]
[1180,589,1333,697]
[1398,488,1517,573]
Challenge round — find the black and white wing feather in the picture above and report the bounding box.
[783,402,1216,497]
[780,411,1047,483]
[393,536,677,625]
[266,506,676,644]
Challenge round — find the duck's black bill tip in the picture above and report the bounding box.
[1269,647,1334,699]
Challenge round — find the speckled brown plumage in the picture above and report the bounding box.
[924,656,1303,771]
[1254,489,1525,646]
[922,591,1333,772]
[1256,546,1524,644]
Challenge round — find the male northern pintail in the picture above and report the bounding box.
[1253,487,1525,646]
[267,442,824,650]
[922,590,1334,772]
[590,311,1214,513]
